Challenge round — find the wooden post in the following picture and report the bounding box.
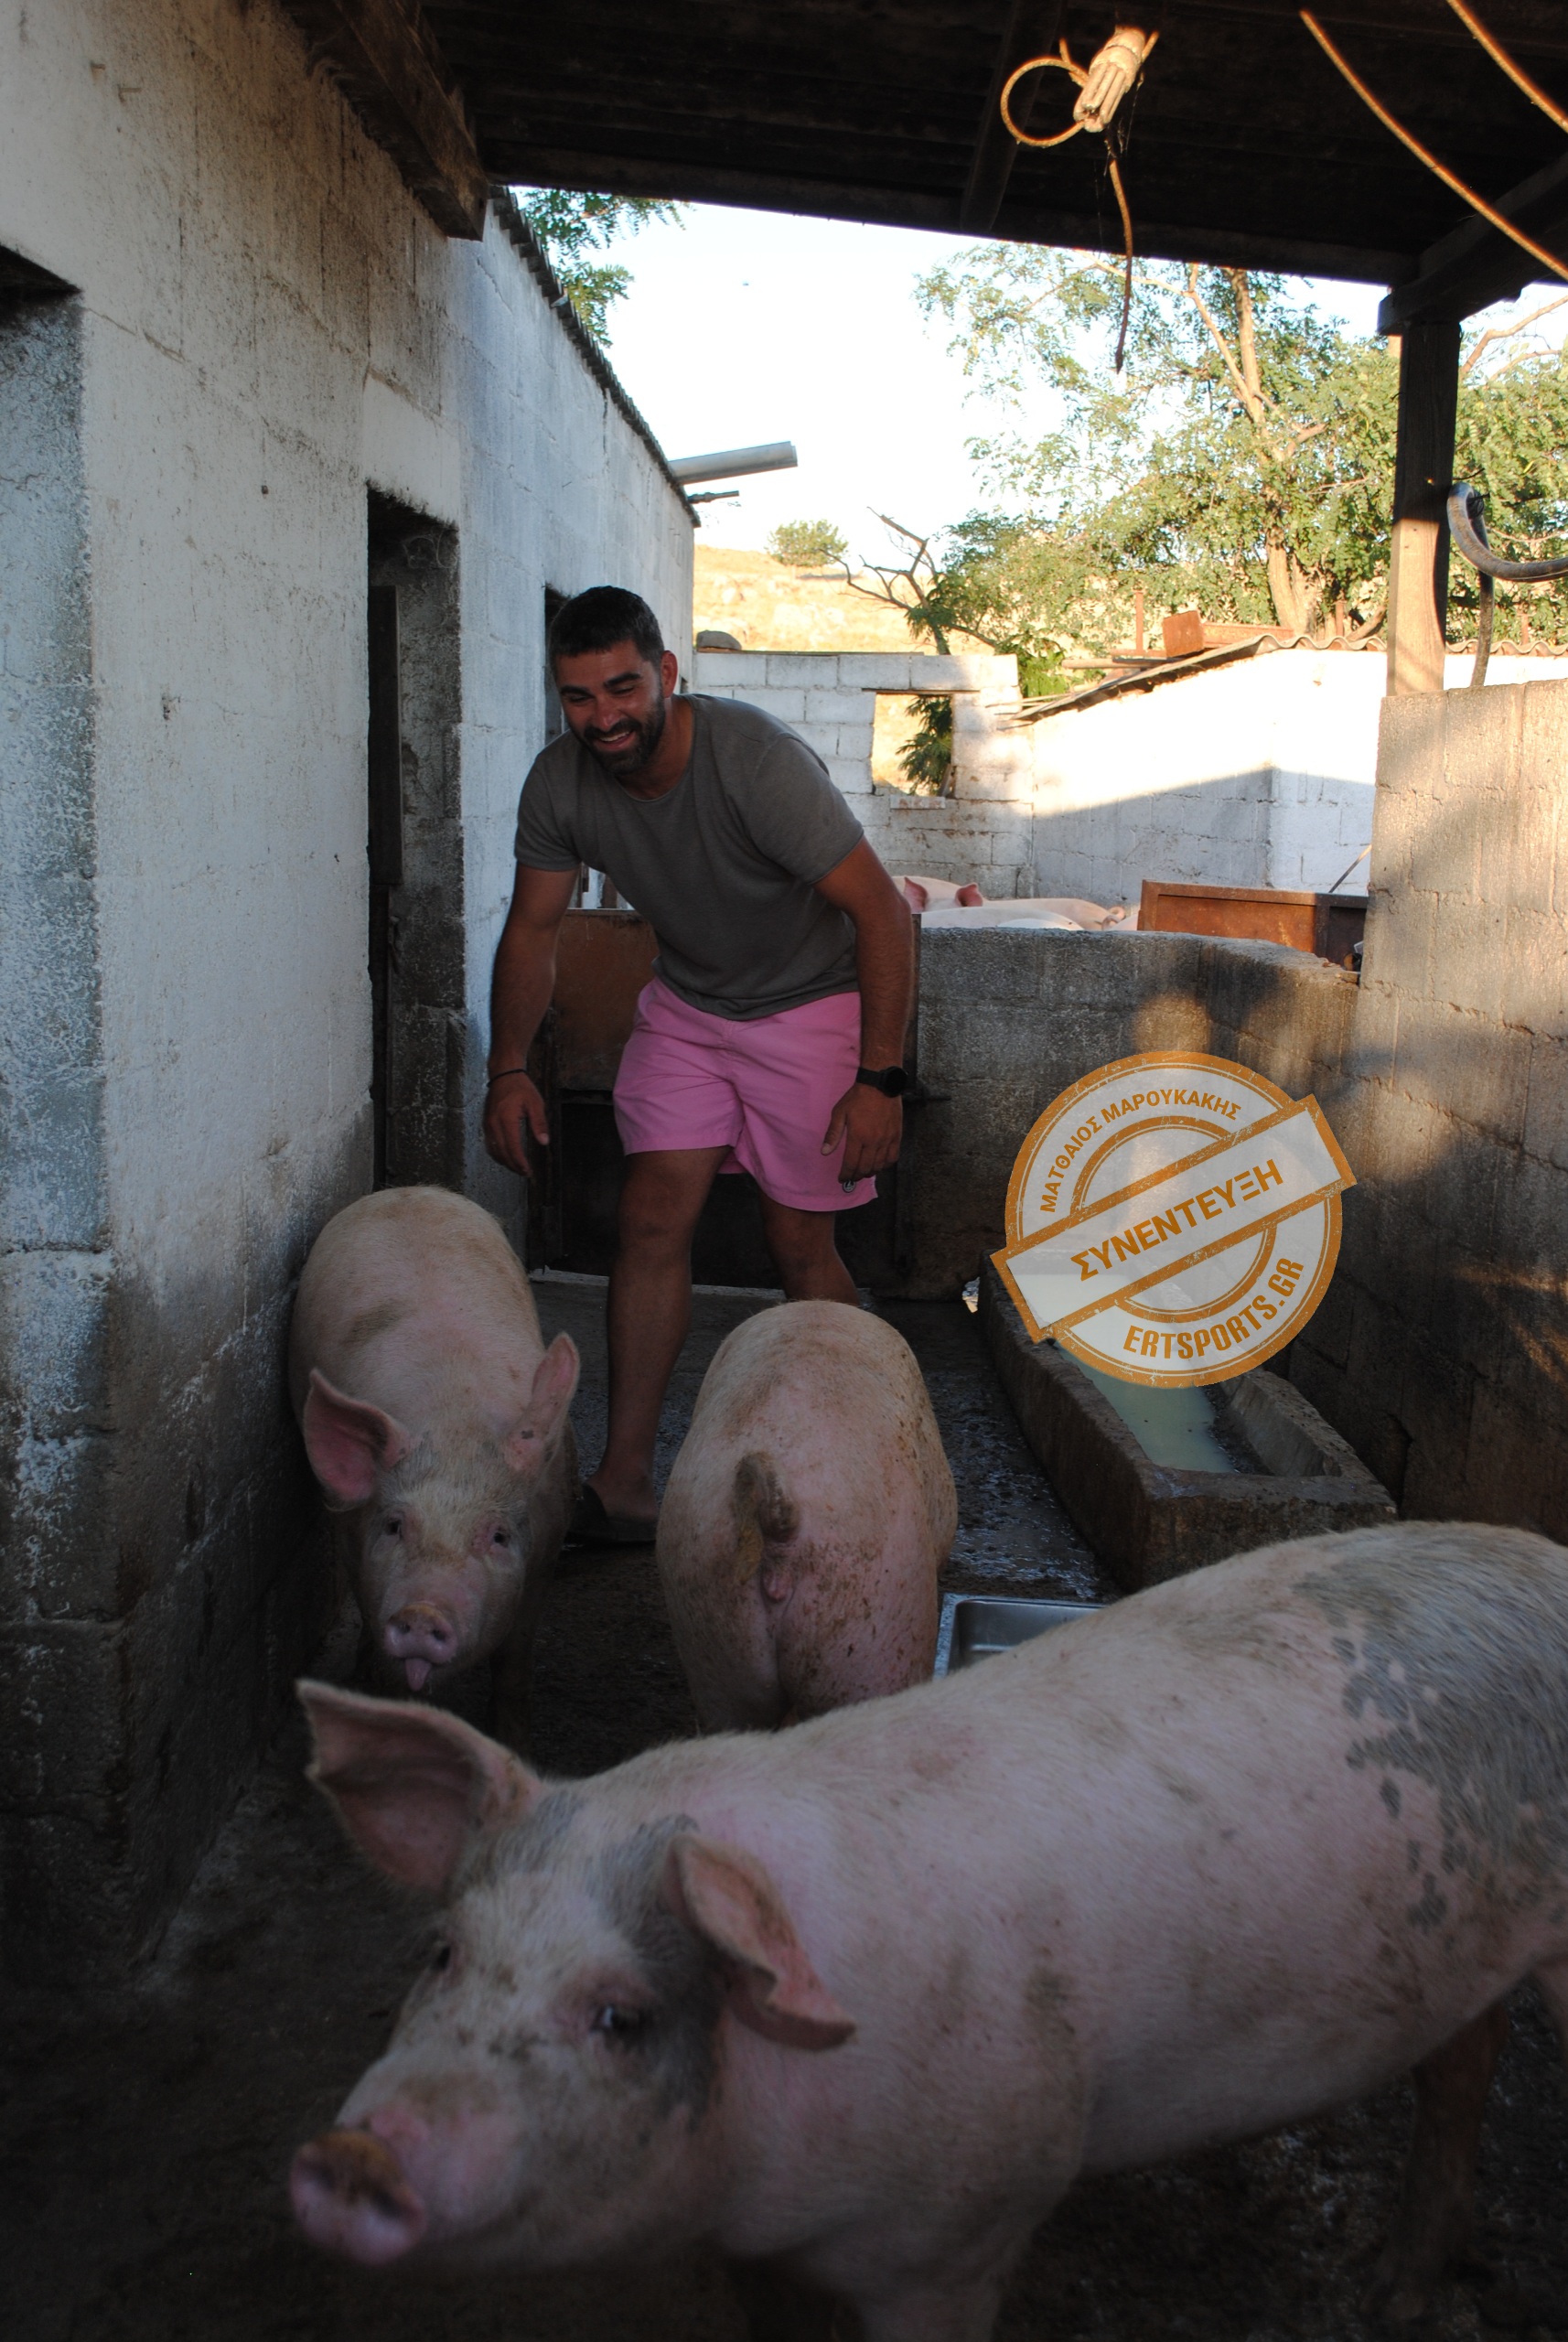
[1385,317,1462,695]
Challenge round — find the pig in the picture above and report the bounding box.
[895,873,987,910]
[656,1302,955,1727]
[289,1185,578,1747]
[289,1521,1568,2339]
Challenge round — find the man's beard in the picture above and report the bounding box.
[584,697,666,778]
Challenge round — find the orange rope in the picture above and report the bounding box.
[999,47,1085,149]
[1109,156,1135,371]
[1300,13,1568,286]
[1444,0,1568,139]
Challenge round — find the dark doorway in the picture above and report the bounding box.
[366,492,462,1189]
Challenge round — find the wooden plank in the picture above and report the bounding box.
[1385,317,1463,698]
[1378,150,1568,329]
[958,1,1068,233]
[498,144,1413,281]
[285,0,489,237]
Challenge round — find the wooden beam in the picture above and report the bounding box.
[285,0,489,238]
[958,1,1067,235]
[1378,150,1568,329]
[1385,317,1462,697]
[499,144,1413,281]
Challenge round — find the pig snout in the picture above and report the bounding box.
[383,1603,459,1691]
[290,2126,427,2265]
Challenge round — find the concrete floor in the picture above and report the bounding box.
[5,1291,1568,2341]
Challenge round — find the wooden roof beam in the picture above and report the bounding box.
[285,0,490,237]
[1379,148,1568,327]
[958,1,1067,234]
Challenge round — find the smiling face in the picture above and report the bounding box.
[553,639,680,781]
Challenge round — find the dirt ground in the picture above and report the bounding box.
[5,1288,1568,2342]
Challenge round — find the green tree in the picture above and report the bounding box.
[918,251,1398,638]
[766,518,849,568]
[1451,296,1568,639]
[518,189,684,344]
[917,247,1568,646]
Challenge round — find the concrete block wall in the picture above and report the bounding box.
[1286,678,1568,1529]
[912,677,1568,1552]
[905,928,1357,1299]
[695,643,1568,917]
[693,649,1034,895]
[1025,650,1567,907]
[0,0,692,1980]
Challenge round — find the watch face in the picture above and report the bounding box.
[862,1065,908,1096]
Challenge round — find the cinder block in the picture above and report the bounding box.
[764,653,841,686]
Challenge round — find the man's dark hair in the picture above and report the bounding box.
[548,586,664,671]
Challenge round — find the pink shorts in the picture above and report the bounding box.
[614,980,877,1213]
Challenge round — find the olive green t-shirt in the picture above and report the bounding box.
[513,695,864,1021]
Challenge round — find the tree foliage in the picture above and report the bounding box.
[766,518,849,568]
[518,189,685,344]
[915,248,1568,645]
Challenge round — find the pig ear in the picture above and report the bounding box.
[302,1370,415,1508]
[956,883,986,906]
[665,1837,855,2052]
[297,1681,544,1893]
[503,1334,579,1468]
[900,878,928,910]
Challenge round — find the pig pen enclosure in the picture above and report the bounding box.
[15,780,1568,2341]
[10,1271,1568,2342]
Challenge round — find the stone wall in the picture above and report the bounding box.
[0,0,692,1981]
[911,677,1568,1546]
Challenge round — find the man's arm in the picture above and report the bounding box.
[813,839,914,1183]
[482,864,580,1175]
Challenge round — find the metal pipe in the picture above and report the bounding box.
[668,441,799,485]
[1446,482,1568,582]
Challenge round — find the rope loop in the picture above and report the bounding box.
[999,26,1158,148]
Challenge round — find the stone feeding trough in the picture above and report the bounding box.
[978,1260,1394,1589]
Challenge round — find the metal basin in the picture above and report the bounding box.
[936,1592,1102,1675]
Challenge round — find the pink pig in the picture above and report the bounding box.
[291,1522,1568,2338]
[656,1302,956,1727]
[288,1186,578,1746]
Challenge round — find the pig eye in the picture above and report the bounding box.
[382,1513,403,1539]
[431,1939,454,1972]
[491,1526,512,1549]
[591,2003,648,2044]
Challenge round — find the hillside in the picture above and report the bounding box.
[693,544,986,655]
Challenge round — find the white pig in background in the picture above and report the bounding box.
[657,1303,956,1727]
[289,1187,578,1748]
[291,1523,1568,2339]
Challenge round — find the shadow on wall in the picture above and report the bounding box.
[1031,768,1376,902]
[906,920,1568,1546]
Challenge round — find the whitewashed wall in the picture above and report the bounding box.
[696,645,1568,912]
[1027,649,1568,907]
[0,0,692,1979]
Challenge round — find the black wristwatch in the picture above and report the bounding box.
[855,1064,908,1098]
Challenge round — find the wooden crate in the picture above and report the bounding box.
[1138,880,1367,968]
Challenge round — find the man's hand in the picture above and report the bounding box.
[822,1083,903,1183]
[483,1069,550,1176]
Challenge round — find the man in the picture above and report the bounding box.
[483,585,912,1542]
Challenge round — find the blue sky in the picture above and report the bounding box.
[564,200,1390,563]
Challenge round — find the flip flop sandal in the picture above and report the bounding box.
[565,1485,659,1548]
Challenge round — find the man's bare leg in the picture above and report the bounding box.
[758,1194,858,1305]
[587,1145,728,1524]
